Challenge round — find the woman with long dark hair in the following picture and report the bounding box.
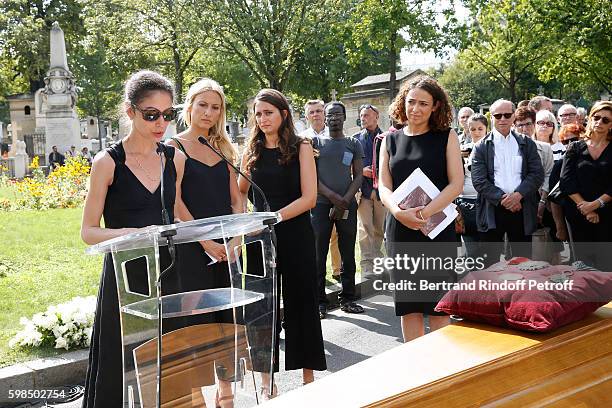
[238,89,326,398]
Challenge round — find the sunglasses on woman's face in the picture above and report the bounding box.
[592,115,611,125]
[132,105,177,122]
[536,121,554,128]
[492,112,513,119]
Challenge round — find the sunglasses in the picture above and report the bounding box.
[492,112,513,119]
[559,113,576,118]
[132,105,177,122]
[536,121,554,127]
[359,104,379,114]
[592,115,611,125]
[561,137,578,145]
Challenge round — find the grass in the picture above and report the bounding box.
[0,204,364,367]
[0,207,102,367]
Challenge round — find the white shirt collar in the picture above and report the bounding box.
[492,127,513,142]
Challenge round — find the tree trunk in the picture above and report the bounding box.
[389,33,398,102]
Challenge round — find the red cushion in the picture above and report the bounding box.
[435,259,612,332]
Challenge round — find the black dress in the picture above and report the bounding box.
[560,140,612,269]
[249,146,326,371]
[83,142,178,408]
[385,129,458,316]
[172,138,233,324]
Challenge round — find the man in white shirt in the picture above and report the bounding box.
[300,99,328,139]
[472,99,544,266]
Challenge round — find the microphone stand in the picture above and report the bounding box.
[154,143,177,408]
[197,135,277,396]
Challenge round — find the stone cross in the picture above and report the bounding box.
[330,89,337,101]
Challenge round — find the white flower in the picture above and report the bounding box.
[55,336,68,350]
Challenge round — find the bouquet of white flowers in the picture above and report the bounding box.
[9,296,96,350]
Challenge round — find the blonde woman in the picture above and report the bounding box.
[166,78,242,407]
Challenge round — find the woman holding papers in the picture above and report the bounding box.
[166,78,243,406]
[378,76,463,342]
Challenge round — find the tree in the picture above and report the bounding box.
[83,0,209,101]
[348,0,459,100]
[0,0,86,92]
[462,0,549,102]
[204,0,345,92]
[532,0,612,95]
[437,51,507,109]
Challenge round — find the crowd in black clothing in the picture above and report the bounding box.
[79,69,611,406]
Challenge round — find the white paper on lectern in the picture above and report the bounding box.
[390,167,458,239]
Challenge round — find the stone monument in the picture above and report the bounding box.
[41,22,81,156]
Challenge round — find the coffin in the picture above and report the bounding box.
[264,303,612,407]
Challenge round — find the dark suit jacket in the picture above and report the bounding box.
[471,130,544,235]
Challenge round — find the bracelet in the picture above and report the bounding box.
[539,199,546,204]
[417,210,425,220]
[277,212,283,222]
[597,198,605,208]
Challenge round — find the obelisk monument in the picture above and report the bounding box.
[42,22,81,159]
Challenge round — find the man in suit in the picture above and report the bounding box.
[472,99,544,266]
[48,145,65,168]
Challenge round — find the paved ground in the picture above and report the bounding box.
[14,293,412,407]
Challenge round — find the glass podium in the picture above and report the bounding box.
[87,212,279,407]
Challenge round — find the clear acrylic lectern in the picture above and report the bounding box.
[86,212,280,407]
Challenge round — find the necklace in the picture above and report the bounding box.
[124,141,160,183]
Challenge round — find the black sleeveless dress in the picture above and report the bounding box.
[82,142,178,408]
[249,146,326,371]
[172,138,233,326]
[385,129,458,316]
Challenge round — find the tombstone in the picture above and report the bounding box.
[13,140,28,178]
[42,22,81,157]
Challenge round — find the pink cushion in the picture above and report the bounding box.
[435,259,612,332]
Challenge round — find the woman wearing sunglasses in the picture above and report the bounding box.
[166,78,242,407]
[560,101,612,270]
[80,70,186,408]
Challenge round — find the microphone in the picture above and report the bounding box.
[154,142,177,408]
[198,136,272,214]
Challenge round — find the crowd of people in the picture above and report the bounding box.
[48,144,92,168]
[79,70,612,406]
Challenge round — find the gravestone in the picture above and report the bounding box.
[42,22,81,157]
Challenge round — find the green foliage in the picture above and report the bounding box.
[204,0,346,91]
[437,52,508,109]
[0,207,102,367]
[0,0,86,92]
[531,0,612,94]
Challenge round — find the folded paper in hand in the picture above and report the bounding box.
[390,167,458,239]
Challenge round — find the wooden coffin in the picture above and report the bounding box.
[265,303,612,407]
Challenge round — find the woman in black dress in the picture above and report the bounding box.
[560,101,612,270]
[167,78,242,406]
[378,76,463,342]
[238,89,326,398]
[80,71,186,407]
